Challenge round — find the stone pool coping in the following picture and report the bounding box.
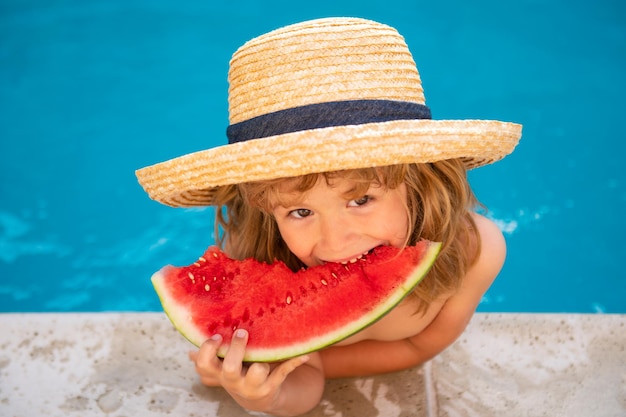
[1,312,624,416]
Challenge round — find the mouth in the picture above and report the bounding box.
[326,246,381,265]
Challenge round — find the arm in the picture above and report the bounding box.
[319,298,477,378]
[320,214,506,378]
[190,330,325,416]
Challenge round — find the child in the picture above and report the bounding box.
[136,17,521,416]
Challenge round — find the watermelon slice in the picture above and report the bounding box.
[151,240,441,362]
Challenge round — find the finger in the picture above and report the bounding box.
[194,335,223,371]
[245,362,271,387]
[221,329,248,380]
[267,355,310,387]
[190,336,225,386]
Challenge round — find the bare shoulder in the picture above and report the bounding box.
[467,212,507,292]
[388,213,507,362]
[409,213,506,337]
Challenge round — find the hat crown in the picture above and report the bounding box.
[227,18,425,124]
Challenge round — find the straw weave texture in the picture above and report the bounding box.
[136,18,522,207]
[228,18,424,123]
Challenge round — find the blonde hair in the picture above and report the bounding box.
[212,160,481,314]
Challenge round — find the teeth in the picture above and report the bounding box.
[341,253,365,265]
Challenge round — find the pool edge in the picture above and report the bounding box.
[1,312,624,416]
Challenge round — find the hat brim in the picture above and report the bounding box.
[136,119,521,207]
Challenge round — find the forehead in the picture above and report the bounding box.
[272,175,371,206]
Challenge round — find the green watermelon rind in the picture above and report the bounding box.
[152,268,216,350]
[152,241,441,362]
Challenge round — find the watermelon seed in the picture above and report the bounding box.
[321,279,328,286]
[198,256,207,263]
[188,272,196,283]
[204,284,210,292]
[286,295,292,305]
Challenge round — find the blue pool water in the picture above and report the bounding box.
[1,0,625,313]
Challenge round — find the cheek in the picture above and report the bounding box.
[386,192,411,243]
[363,206,408,245]
[388,212,410,243]
[274,219,307,256]
[274,218,291,244]
[280,233,315,266]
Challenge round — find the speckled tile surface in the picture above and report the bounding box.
[0,313,432,416]
[0,313,624,417]
[432,314,626,417]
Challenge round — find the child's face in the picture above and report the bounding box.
[272,177,409,267]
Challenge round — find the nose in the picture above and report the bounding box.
[318,214,355,254]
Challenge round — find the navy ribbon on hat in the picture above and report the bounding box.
[227,99,432,144]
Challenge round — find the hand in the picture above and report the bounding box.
[188,329,312,413]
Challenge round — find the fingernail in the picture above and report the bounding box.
[211,334,222,342]
[235,328,247,338]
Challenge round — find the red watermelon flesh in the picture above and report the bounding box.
[151,240,441,362]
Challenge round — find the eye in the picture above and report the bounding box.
[348,195,372,207]
[289,208,313,219]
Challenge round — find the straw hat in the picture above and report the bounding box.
[136,17,522,207]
